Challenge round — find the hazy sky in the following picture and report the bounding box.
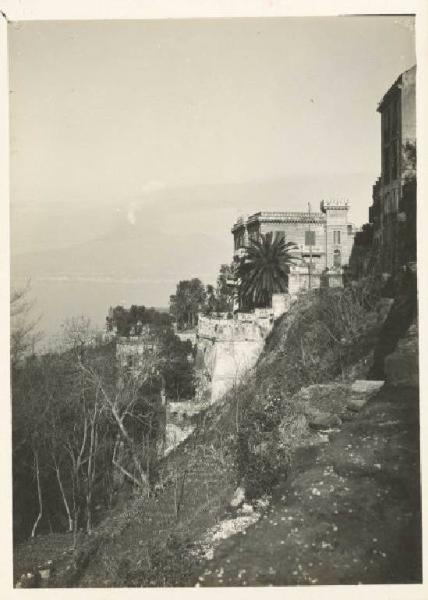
[10,17,415,209]
[8,17,416,328]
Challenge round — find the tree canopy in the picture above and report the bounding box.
[215,263,235,313]
[169,278,207,331]
[107,305,171,337]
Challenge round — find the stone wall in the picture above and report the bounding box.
[384,317,418,387]
[197,313,273,342]
[116,335,158,370]
[272,293,291,318]
[288,267,322,296]
[196,313,275,403]
[175,330,197,346]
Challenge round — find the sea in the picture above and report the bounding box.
[12,277,169,354]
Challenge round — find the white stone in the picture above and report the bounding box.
[272,293,291,318]
[164,423,195,456]
[230,486,246,507]
[351,380,384,394]
[240,503,254,515]
[39,568,51,580]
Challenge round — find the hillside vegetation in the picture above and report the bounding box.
[14,273,419,587]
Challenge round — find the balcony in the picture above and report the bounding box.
[299,244,324,254]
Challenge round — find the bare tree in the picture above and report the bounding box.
[75,339,164,495]
[30,450,43,538]
[10,280,42,364]
[52,455,73,533]
[172,466,188,521]
[61,315,100,352]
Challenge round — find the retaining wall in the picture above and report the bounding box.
[196,313,275,403]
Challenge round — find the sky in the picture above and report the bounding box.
[8,16,416,333]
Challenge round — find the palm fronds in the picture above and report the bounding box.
[237,232,297,309]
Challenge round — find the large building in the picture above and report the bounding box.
[377,64,416,273]
[350,65,416,278]
[232,200,356,294]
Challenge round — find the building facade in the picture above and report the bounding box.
[349,65,416,279]
[232,200,355,294]
[377,64,416,274]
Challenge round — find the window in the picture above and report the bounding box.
[382,99,400,185]
[274,231,285,243]
[383,110,390,142]
[391,141,398,181]
[235,233,245,250]
[333,230,341,245]
[383,146,390,184]
[305,230,316,246]
[391,100,398,136]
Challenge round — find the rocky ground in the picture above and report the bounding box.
[195,382,421,586]
[14,378,421,588]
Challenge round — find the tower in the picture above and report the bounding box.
[320,199,352,270]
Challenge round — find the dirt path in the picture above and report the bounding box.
[195,385,421,586]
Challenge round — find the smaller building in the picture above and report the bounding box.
[232,210,327,270]
[116,328,160,373]
[231,200,356,296]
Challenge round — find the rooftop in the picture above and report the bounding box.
[232,211,325,231]
[377,64,416,113]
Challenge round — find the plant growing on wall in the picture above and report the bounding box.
[215,263,235,313]
[237,232,297,309]
[400,140,417,267]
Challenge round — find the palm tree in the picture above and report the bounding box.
[237,232,297,309]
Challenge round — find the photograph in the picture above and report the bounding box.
[5,8,422,591]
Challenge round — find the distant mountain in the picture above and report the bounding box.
[11,224,228,285]
[11,173,375,285]
[10,175,375,339]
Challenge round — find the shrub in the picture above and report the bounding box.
[235,391,292,499]
[121,531,201,587]
[234,277,387,498]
